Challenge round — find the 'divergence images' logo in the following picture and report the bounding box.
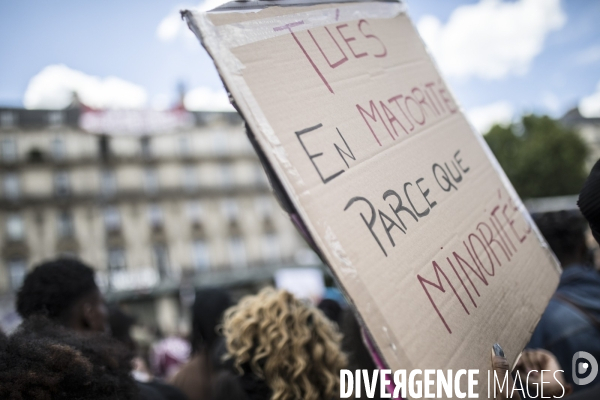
[339,368,573,399]
[572,351,598,386]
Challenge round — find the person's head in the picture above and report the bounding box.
[579,158,600,246]
[317,298,343,326]
[533,211,589,267]
[192,287,232,353]
[221,287,347,400]
[108,304,136,351]
[0,315,136,400]
[16,258,108,333]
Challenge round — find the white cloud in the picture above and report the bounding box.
[467,101,514,133]
[156,0,228,43]
[24,64,147,109]
[580,80,600,118]
[184,86,234,111]
[417,0,566,80]
[157,12,184,42]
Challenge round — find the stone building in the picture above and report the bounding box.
[561,107,600,170]
[0,105,315,333]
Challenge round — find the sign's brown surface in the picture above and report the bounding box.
[185,2,560,396]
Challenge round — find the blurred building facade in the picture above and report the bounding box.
[561,107,600,170]
[0,105,314,334]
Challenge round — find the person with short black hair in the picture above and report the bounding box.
[17,258,108,333]
[6,258,149,399]
[317,298,343,327]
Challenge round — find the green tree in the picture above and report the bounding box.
[484,114,589,199]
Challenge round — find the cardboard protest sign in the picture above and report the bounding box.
[184,1,560,396]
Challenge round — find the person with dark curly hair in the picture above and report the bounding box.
[7,258,159,399]
[17,258,108,333]
[0,315,138,400]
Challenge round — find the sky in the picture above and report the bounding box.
[0,0,599,133]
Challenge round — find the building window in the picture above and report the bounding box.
[262,234,281,263]
[57,210,74,238]
[57,251,77,259]
[98,135,110,160]
[54,170,70,197]
[144,168,159,194]
[101,170,117,197]
[192,240,210,271]
[179,135,192,156]
[48,111,64,126]
[51,137,66,160]
[221,198,239,223]
[107,247,126,272]
[212,131,228,155]
[103,206,121,233]
[220,163,234,188]
[1,138,17,162]
[0,112,15,128]
[182,165,197,192]
[3,173,19,200]
[255,196,273,219]
[186,201,203,223]
[228,236,246,269]
[140,136,152,158]
[7,258,26,291]
[6,213,24,241]
[153,244,170,278]
[148,203,163,228]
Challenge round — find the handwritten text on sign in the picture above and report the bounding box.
[278,12,533,335]
[294,125,533,334]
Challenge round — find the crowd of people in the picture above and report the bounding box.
[0,159,599,400]
[0,259,350,400]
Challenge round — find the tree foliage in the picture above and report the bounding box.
[484,114,589,199]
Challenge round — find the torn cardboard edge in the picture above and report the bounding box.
[208,0,401,12]
[184,3,405,51]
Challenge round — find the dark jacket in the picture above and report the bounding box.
[213,369,271,400]
[528,264,600,390]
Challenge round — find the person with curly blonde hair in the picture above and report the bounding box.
[215,287,347,400]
